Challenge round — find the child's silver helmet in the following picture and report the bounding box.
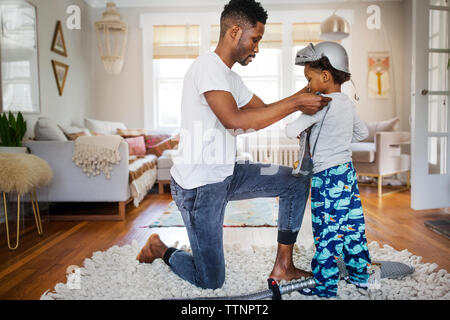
[295,41,350,74]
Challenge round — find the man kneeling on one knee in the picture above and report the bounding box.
[136,0,330,290]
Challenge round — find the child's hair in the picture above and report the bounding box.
[307,56,351,85]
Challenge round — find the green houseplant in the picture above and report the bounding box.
[0,111,28,153]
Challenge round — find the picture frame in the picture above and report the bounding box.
[51,60,69,96]
[51,20,68,57]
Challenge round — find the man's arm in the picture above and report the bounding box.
[240,86,309,111]
[204,89,330,132]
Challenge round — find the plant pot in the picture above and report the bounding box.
[0,146,28,153]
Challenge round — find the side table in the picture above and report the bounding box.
[0,153,53,250]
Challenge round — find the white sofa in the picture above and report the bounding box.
[24,140,158,221]
[23,117,161,221]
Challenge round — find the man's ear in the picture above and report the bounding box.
[230,25,243,45]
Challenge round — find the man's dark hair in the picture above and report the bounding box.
[220,0,268,38]
[307,56,351,85]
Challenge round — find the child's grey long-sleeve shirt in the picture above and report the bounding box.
[285,92,368,174]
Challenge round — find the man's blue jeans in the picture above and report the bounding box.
[167,161,311,289]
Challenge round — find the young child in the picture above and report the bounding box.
[286,42,371,298]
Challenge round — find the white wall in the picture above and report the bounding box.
[23,0,92,138]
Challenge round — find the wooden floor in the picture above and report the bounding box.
[0,185,449,300]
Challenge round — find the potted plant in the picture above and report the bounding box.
[0,111,28,153]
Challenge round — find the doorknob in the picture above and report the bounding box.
[421,89,429,96]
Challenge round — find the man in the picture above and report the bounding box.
[137,0,331,290]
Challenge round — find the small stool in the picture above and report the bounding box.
[0,153,53,250]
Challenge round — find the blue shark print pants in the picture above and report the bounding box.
[308,162,371,298]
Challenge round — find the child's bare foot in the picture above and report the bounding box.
[136,234,168,263]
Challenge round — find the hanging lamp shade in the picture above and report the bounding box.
[320,13,350,41]
[95,2,128,74]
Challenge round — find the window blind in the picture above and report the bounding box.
[292,23,322,46]
[153,25,200,59]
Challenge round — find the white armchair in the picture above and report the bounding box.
[351,131,411,197]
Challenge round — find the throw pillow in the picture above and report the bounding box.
[125,136,146,156]
[144,133,170,151]
[117,128,146,138]
[84,118,127,135]
[65,131,87,141]
[146,134,180,156]
[362,117,399,142]
[34,117,68,141]
[58,124,92,137]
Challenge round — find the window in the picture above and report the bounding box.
[292,23,322,92]
[232,48,281,105]
[153,25,200,129]
[214,23,283,130]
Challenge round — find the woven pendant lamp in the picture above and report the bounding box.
[95,2,128,74]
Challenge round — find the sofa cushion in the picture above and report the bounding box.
[84,118,127,135]
[117,128,146,138]
[65,131,87,141]
[144,133,170,151]
[146,134,179,156]
[351,142,376,163]
[362,117,399,142]
[34,117,68,141]
[157,149,177,169]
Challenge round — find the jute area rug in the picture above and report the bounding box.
[41,240,450,300]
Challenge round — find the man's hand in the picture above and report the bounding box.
[295,93,332,115]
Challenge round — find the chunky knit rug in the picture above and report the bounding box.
[41,241,450,300]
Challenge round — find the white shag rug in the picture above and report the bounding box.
[41,241,450,300]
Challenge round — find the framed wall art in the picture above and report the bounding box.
[51,20,68,57]
[368,52,390,99]
[51,60,69,96]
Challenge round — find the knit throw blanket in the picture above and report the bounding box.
[72,135,123,179]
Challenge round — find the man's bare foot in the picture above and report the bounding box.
[268,243,313,282]
[269,264,313,282]
[136,234,168,263]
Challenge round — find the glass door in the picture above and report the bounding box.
[411,0,450,209]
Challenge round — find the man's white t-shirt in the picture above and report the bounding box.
[170,51,254,189]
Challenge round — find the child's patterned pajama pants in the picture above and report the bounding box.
[307,162,372,298]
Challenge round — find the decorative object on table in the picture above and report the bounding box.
[0,111,28,153]
[51,60,69,96]
[148,198,279,228]
[40,240,449,300]
[368,52,390,99]
[0,1,41,113]
[95,2,128,74]
[0,153,52,250]
[51,20,67,57]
